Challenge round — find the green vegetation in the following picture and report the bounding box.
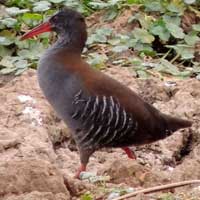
[0,0,199,78]
[80,192,93,200]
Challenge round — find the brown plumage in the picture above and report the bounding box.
[21,8,192,178]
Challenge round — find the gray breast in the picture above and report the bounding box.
[37,58,85,131]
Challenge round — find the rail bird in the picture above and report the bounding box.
[21,8,192,178]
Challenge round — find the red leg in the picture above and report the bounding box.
[74,148,94,179]
[74,164,86,179]
[122,147,136,160]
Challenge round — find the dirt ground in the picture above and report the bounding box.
[0,66,200,200]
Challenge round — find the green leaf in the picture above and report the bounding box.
[127,0,143,3]
[96,28,113,36]
[87,34,107,45]
[21,13,43,21]
[87,53,108,69]
[21,13,43,26]
[17,49,37,59]
[103,8,118,21]
[132,28,155,44]
[166,44,194,60]
[131,12,154,29]
[0,30,15,46]
[193,65,200,73]
[0,45,13,57]
[108,38,121,45]
[196,74,200,80]
[0,56,16,68]
[17,42,46,59]
[0,67,16,74]
[144,1,165,12]
[184,32,200,45]
[163,15,183,39]
[0,56,30,75]
[5,7,29,16]
[0,36,14,45]
[14,59,28,69]
[112,45,129,52]
[15,39,34,50]
[89,1,108,9]
[192,24,200,32]
[15,68,27,75]
[166,2,184,15]
[184,0,196,4]
[163,15,181,26]
[150,19,170,41]
[62,1,86,14]
[155,59,180,75]
[33,1,51,12]
[178,70,191,78]
[165,23,185,39]
[159,193,176,200]
[108,34,130,46]
[155,59,191,78]
[87,28,112,45]
[48,0,65,3]
[136,70,149,78]
[134,42,154,52]
[112,59,126,65]
[80,193,93,200]
[129,58,142,66]
[0,18,18,28]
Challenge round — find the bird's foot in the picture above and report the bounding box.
[74,164,86,179]
[122,147,136,160]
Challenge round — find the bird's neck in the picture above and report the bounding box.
[40,30,88,72]
[51,30,87,53]
[41,37,86,73]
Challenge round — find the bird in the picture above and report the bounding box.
[21,8,192,178]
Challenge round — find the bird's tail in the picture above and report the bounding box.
[163,114,192,132]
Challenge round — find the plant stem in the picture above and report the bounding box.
[170,54,180,64]
[113,180,200,200]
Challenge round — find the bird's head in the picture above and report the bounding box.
[21,8,87,50]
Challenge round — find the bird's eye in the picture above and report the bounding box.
[52,15,59,22]
[79,17,84,22]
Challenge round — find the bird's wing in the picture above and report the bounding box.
[70,90,138,149]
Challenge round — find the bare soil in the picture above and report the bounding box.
[0,67,200,200]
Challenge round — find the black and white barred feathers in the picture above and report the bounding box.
[71,90,138,149]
